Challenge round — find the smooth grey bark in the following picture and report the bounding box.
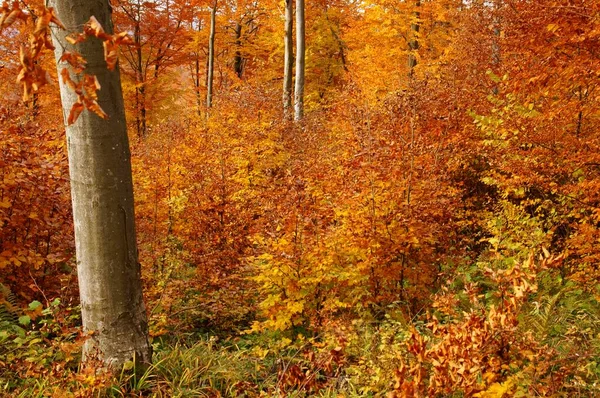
[49,0,151,369]
[207,1,217,109]
[283,0,294,118]
[408,0,420,74]
[294,0,305,121]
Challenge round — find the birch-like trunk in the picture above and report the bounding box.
[207,1,217,109]
[49,0,151,369]
[283,0,294,118]
[294,0,305,121]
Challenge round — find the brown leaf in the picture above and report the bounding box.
[60,68,77,91]
[47,7,65,30]
[85,100,108,120]
[67,101,84,125]
[103,41,118,70]
[1,8,21,29]
[66,33,86,45]
[33,11,51,36]
[60,52,87,73]
[85,16,110,40]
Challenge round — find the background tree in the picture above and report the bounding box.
[114,0,191,137]
[283,0,293,117]
[207,0,217,108]
[294,0,305,121]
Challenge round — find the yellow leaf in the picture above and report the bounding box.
[474,379,514,398]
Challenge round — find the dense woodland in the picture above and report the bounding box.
[1,0,600,396]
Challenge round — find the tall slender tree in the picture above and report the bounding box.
[49,0,151,369]
[294,0,305,121]
[115,0,189,137]
[283,0,294,118]
[408,0,420,74]
[207,0,217,109]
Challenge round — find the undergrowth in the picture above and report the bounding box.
[2,255,599,397]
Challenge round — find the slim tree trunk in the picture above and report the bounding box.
[492,0,502,66]
[134,3,147,137]
[194,55,202,115]
[233,22,244,79]
[207,1,217,109]
[294,0,305,121]
[491,0,502,94]
[408,0,420,74]
[49,0,151,369]
[283,0,294,118]
[191,17,203,116]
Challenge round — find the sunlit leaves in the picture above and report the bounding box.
[60,68,107,124]
[0,1,27,33]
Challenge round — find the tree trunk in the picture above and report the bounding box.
[492,0,502,67]
[134,4,147,138]
[294,0,305,121]
[194,54,202,115]
[408,0,420,74]
[408,0,421,76]
[49,0,152,370]
[233,22,244,79]
[207,1,217,109]
[283,0,294,118]
[491,0,502,94]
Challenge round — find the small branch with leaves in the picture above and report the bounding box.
[1,2,134,125]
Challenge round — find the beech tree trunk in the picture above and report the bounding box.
[133,2,147,138]
[207,1,217,109]
[283,0,294,118]
[408,0,420,74]
[49,0,152,369]
[294,0,305,121]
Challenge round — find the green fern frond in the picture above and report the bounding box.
[524,278,600,354]
[0,282,19,326]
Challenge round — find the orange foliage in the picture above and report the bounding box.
[2,0,600,395]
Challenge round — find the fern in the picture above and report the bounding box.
[524,275,600,354]
[0,282,19,327]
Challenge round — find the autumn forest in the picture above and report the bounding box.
[1,0,600,396]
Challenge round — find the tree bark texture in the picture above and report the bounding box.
[133,3,147,138]
[49,0,151,369]
[283,0,294,118]
[408,0,420,73]
[294,0,305,121]
[207,1,217,109]
[234,22,244,79]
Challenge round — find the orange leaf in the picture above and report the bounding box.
[66,33,86,45]
[61,68,77,90]
[47,7,65,30]
[67,101,85,125]
[103,41,118,70]
[85,100,108,120]
[85,15,110,40]
[33,10,51,36]
[1,8,21,30]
